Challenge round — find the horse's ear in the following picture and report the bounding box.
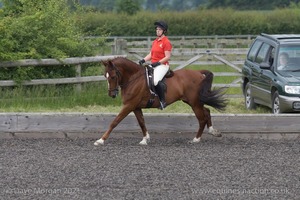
[102,59,114,70]
[107,60,115,70]
[108,60,114,67]
[101,60,108,67]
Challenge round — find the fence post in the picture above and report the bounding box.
[111,37,117,55]
[114,39,127,55]
[147,37,151,48]
[75,64,82,92]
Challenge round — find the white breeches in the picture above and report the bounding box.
[153,64,170,86]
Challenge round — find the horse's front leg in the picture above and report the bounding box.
[133,108,150,145]
[94,106,132,146]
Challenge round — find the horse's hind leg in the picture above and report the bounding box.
[133,108,150,145]
[191,104,207,143]
[204,107,222,137]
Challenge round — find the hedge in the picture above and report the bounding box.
[80,8,300,36]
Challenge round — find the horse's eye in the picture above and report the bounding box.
[111,76,116,80]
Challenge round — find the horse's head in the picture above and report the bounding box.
[102,57,142,98]
[102,59,121,98]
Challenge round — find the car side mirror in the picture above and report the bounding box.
[259,62,271,69]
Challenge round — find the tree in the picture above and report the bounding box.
[115,0,141,15]
[0,0,97,60]
[0,0,104,82]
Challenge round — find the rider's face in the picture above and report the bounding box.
[156,27,164,37]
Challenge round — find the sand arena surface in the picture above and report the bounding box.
[0,136,299,199]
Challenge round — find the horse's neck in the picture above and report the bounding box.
[120,65,144,86]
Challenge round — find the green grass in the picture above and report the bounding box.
[0,98,271,114]
[0,84,271,114]
[0,82,119,112]
[0,64,271,114]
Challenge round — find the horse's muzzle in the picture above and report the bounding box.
[109,89,119,98]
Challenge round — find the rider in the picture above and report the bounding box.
[139,20,172,109]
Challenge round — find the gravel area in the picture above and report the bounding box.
[0,135,299,200]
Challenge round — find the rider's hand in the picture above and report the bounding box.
[151,62,161,67]
[138,59,145,65]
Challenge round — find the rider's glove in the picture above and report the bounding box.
[151,62,161,68]
[138,59,145,65]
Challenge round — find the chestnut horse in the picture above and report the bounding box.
[94,57,227,145]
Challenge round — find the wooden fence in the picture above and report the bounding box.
[1,113,300,137]
[0,35,256,94]
[108,35,256,93]
[0,55,125,87]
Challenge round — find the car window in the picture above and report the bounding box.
[277,45,300,70]
[247,40,262,62]
[255,43,271,64]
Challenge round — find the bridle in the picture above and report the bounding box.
[107,63,122,94]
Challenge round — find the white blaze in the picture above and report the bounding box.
[106,72,110,88]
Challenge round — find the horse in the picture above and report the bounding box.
[94,57,227,145]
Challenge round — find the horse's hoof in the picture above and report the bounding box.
[139,140,148,145]
[139,134,150,145]
[208,127,222,137]
[192,137,201,143]
[209,130,222,137]
[94,138,104,146]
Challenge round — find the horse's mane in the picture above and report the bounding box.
[112,56,132,63]
[102,57,140,69]
[109,57,133,63]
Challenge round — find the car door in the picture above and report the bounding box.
[244,40,262,95]
[252,43,274,105]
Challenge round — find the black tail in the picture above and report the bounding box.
[199,71,228,111]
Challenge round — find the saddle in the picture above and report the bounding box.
[145,65,174,108]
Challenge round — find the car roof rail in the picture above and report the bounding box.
[261,33,300,40]
[260,33,276,41]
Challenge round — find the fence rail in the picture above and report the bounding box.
[0,56,125,68]
[0,55,125,87]
[114,35,255,94]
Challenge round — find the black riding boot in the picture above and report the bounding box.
[155,81,167,110]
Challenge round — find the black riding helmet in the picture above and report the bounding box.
[154,21,168,33]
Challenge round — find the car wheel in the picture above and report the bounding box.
[272,91,281,114]
[244,82,256,110]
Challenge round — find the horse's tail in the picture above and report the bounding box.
[199,70,228,111]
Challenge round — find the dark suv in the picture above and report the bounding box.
[242,33,300,114]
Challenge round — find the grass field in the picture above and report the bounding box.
[0,82,271,114]
[0,63,272,114]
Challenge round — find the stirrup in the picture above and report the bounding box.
[159,101,167,110]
